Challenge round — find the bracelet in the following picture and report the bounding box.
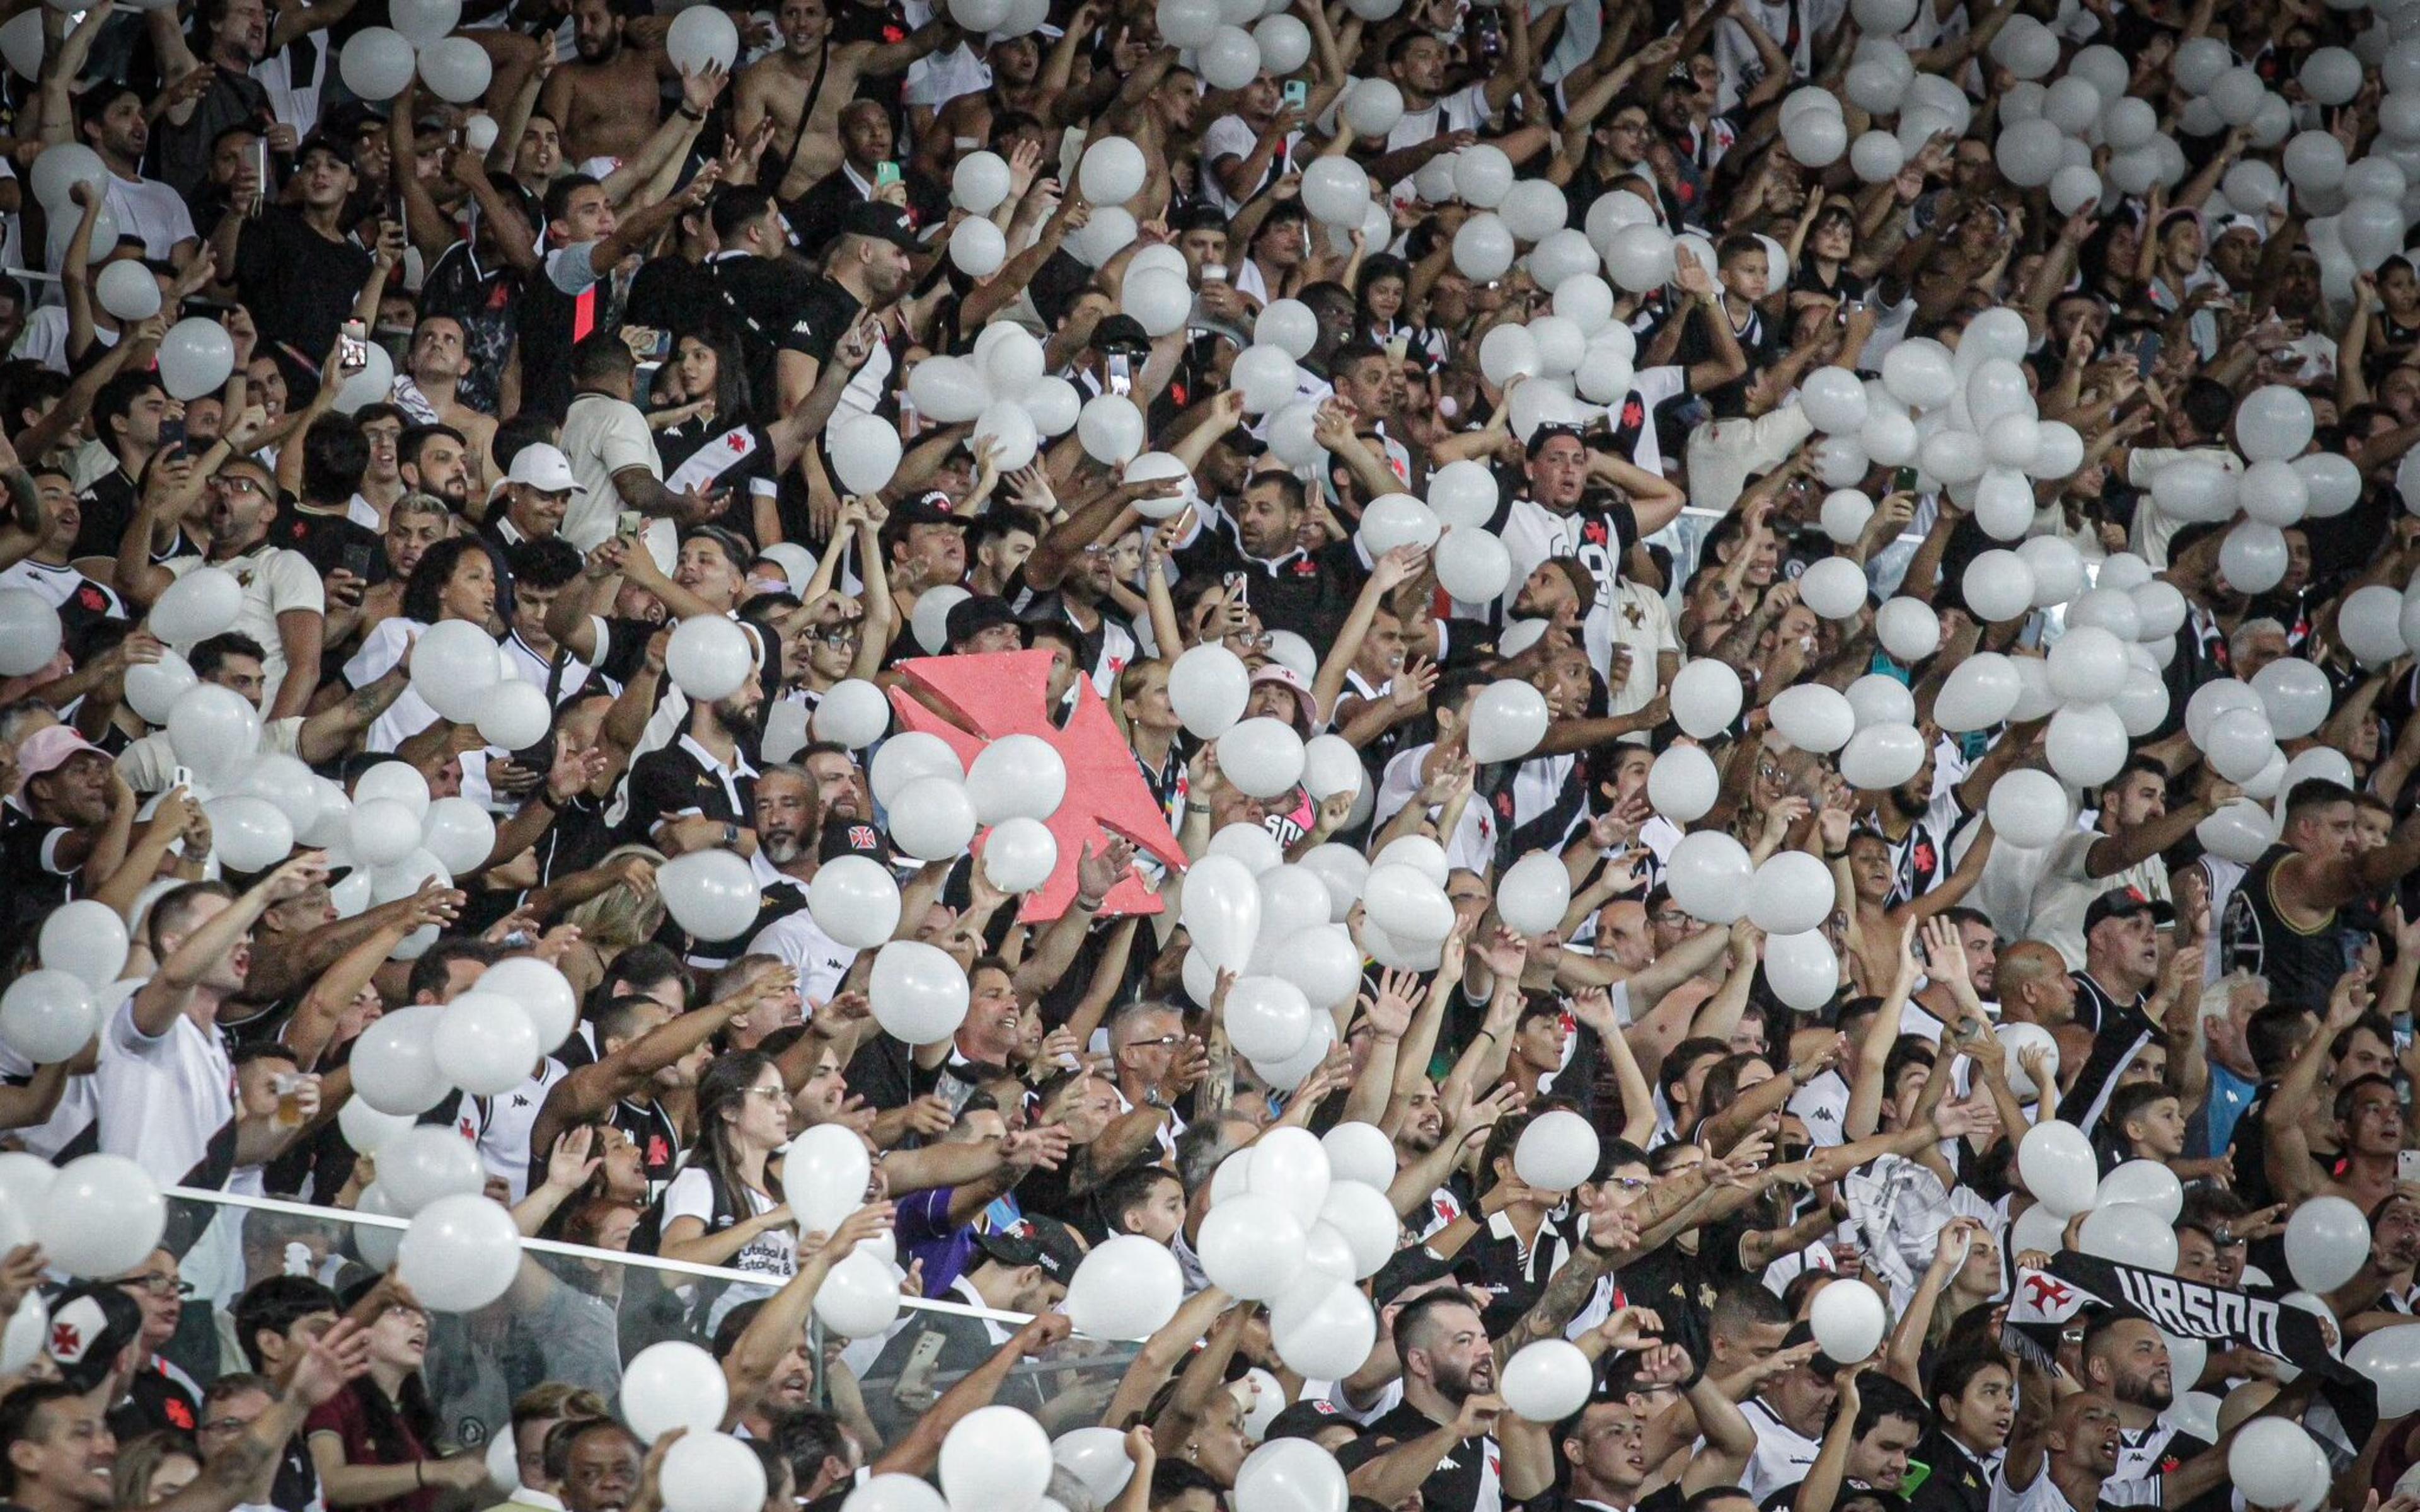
[1073,894,1103,912]
[678,104,706,122]
[1824,847,1846,859]
[1473,1028,1496,1043]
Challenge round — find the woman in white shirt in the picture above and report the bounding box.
[339,535,504,754]
[656,1051,798,1329]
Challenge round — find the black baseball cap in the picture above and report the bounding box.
[1092,314,1153,355]
[973,1214,1085,1282]
[946,593,1027,648]
[819,813,895,867]
[2082,886,2173,934]
[1370,1244,1462,1305]
[893,493,970,530]
[1524,422,1589,458]
[1264,1400,1347,1441]
[839,200,920,252]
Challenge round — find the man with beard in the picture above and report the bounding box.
[626,643,763,855]
[541,0,671,166]
[146,0,279,198]
[1172,466,1361,644]
[1338,1291,1526,1512]
[79,86,196,263]
[737,0,960,203]
[742,764,863,1002]
[122,456,325,717]
[1906,908,1999,1040]
[2029,760,2218,968]
[1993,1375,2232,1512]
[1912,1353,2015,1512]
[2075,1317,2194,1490]
[780,203,918,423]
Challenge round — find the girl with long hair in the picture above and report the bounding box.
[332,534,507,762]
[306,1283,488,1511]
[653,1051,798,1329]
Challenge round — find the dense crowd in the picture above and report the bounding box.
[11,1,2420,1511]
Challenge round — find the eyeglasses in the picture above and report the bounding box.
[1127,1034,1184,1050]
[746,1084,789,1102]
[1602,1176,1651,1194]
[120,1274,193,1298]
[216,476,265,496]
[813,625,862,646]
[197,1417,255,1436]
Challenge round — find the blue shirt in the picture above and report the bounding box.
[2201,1062,2259,1158]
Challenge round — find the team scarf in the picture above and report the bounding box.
[2002,1252,2378,1443]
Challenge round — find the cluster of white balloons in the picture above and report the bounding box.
[1986,43,2184,214]
[338,0,495,105]
[1179,839,1367,1087]
[899,323,1083,487]
[1194,1125,1392,1377]
[1780,0,1980,187]
[776,1126,914,1339]
[345,954,577,1120]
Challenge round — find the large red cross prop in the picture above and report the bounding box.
[886,649,1189,923]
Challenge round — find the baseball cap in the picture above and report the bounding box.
[892,493,969,530]
[506,444,585,496]
[973,1214,1085,1283]
[1263,1400,1345,1442]
[818,813,895,868]
[946,594,1028,648]
[42,1283,142,1393]
[1091,314,1153,355]
[1369,1244,1461,1305]
[13,725,107,797]
[2082,886,2174,934]
[839,201,920,252]
[1248,664,1317,732]
[1524,421,1589,458]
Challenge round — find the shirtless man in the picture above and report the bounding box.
[735,0,962,202]
[396,317,498,481]
[541,0,671,167]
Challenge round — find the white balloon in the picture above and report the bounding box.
[2017,1120,2100,1216]
[1666,830,1753,923]
[1809,1280,1888,1362]
[1770,684,1857,753]
[1988,770,2073,848]
[35,1154,166,1277]
[1065,1234,1184,1340]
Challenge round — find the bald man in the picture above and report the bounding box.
[1991,1382,2229,1512]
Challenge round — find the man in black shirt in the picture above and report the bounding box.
[1,726,122,937]
[778,201,918,423]
[696,186,819,425]
[228,138,374,390]
[70,372,171,568]
[1910,1353,2014,1512]
[1172,467,1364,646]
[274,414,381,587]
[1336,1290,1521,1512]
[518,171,719,423]
[789,101,949,262]
[625,644,765,849]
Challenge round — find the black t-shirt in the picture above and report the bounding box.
[1608,1241,1713,1367]
[235,210,372,379]
[272,498,384,580]
[626,253,719,345]
[0,811,74,936]
[1336,1402,1495,1512]
[71,466,138,561]
[1671,299,1783,420]
[700,253,823,424]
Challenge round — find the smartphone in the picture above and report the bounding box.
[338,542,377,580]
[1107,352,1133,396]
[1892,465,1919,493]
[1471,3,1503,60]
[2135,331,2163,380]
[2402,1149,2420,1184]
[617,509,643,539]
[250,139,268,214]
[171,765,195,793]
[646,329,673,362]
[338,318,369,374]
[159,416,187,450]
[874,161,902,190]
[1223,569,1248,616]
[1282,79,1307,110]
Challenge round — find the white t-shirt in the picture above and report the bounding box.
[1383,84,1490,197]
[1988,1463,2159,1512]
[0,557,124,616]
[475,1058,568,1201]
[103,175,197,260]
[97,987,233,1186]
[746,902,861,1005]
[344,616,445,752]
[661,1166,794,1322]
[2027,826,2170,969]
[1202,113,1299,214]
[1376,742,1499,873]
[559,392,660,551]
[1739,1397,1823,1501]
[159,546,324,707]
[119,716,303,792]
